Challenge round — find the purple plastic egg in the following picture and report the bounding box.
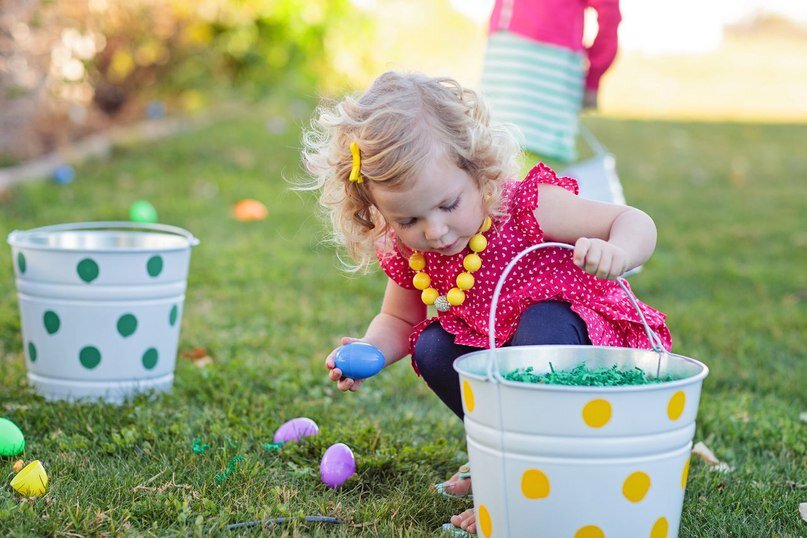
[320,443,356,489]
[273,417,319,444]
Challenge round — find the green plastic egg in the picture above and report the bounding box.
[0,417,25,456]
[129,200,158,223]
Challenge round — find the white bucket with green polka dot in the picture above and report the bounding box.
[453,243,709,538]
[7,222,199,404]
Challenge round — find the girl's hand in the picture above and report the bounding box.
[324,336,364,392]
[583,89,599,110]
[573,238,629,280]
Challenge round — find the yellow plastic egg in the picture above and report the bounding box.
[447,287,466,306]
[421,287,439,305]
[456,272,474,290]
[10,460,48,498]
[469,234,487,253]
[463,253,482,272]
[479,216,492,232]
[412,272,431,290]
[408,252,425,271]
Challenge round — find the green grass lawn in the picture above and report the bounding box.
[0,106,805,536]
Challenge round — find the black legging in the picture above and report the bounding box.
[413,301,591,420]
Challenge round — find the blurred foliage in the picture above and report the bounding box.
[2,0,372,121]
[0,0,374,161]
[53,0,371,110]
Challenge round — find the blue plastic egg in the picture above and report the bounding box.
[52,165,75,185]
[333,342,385,380]
[146,100,166,119]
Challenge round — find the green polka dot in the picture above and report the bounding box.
[44,311,60,334]
[169,305,178,326]
[79,346,101,369]
[117,314,138,337]
[17,252,26,274]
[147,256,163,277]
[28,342,37,362]
[142,348,158,369]
[77,258,99,283]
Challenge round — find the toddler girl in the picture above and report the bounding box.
[302,71,671,535]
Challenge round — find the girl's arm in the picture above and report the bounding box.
[363,279,427,367]
[327,278,425,391]
[584,0,622,92]
[535,184,657,279]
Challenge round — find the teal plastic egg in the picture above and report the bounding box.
[0,417,25,456]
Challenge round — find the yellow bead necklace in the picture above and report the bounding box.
[408,217,492,312]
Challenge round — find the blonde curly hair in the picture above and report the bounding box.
[300,71,521,272]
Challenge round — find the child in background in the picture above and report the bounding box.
[301,71,670,535]
[481,0,622,164]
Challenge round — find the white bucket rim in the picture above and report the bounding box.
[7,221,199,253]
[453,345,709,393]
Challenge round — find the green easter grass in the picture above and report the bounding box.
[0,105,805,536]
[503,363,678,386]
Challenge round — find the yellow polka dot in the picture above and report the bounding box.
[582,399,612,428]
[667,391,686,421]
[575,525,605,538]
[521,468,550,499]
[650,516,669,538]
[462,380,475,413]
[681,458,690,489]
[622,471,651,503]
[478,504,492,538]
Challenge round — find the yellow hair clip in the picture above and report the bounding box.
[349,142,364,183]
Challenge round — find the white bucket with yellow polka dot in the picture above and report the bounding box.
[7,222,199,404]
[453,243,709,538]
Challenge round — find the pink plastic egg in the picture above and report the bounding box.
[273,417,319,444]
[320,443,356,489]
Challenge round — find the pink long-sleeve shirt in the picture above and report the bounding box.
[489,0,621,90]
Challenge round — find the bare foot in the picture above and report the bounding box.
[450,508,477,534]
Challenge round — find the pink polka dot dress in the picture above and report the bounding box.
[376,163,672,372]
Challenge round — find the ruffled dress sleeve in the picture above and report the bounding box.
[505,163,672,352]
[508,162,580,243]
[374,230,416,289]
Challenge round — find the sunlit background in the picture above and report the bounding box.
[1,0,805,164]
[355,0,807,121]
[0,5,805,535]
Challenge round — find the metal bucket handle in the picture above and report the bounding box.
[485,242,666,382]
[8,221,200,247]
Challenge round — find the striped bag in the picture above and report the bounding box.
[480,30,585,163]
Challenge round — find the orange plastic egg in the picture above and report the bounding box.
[233,199,268,221]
